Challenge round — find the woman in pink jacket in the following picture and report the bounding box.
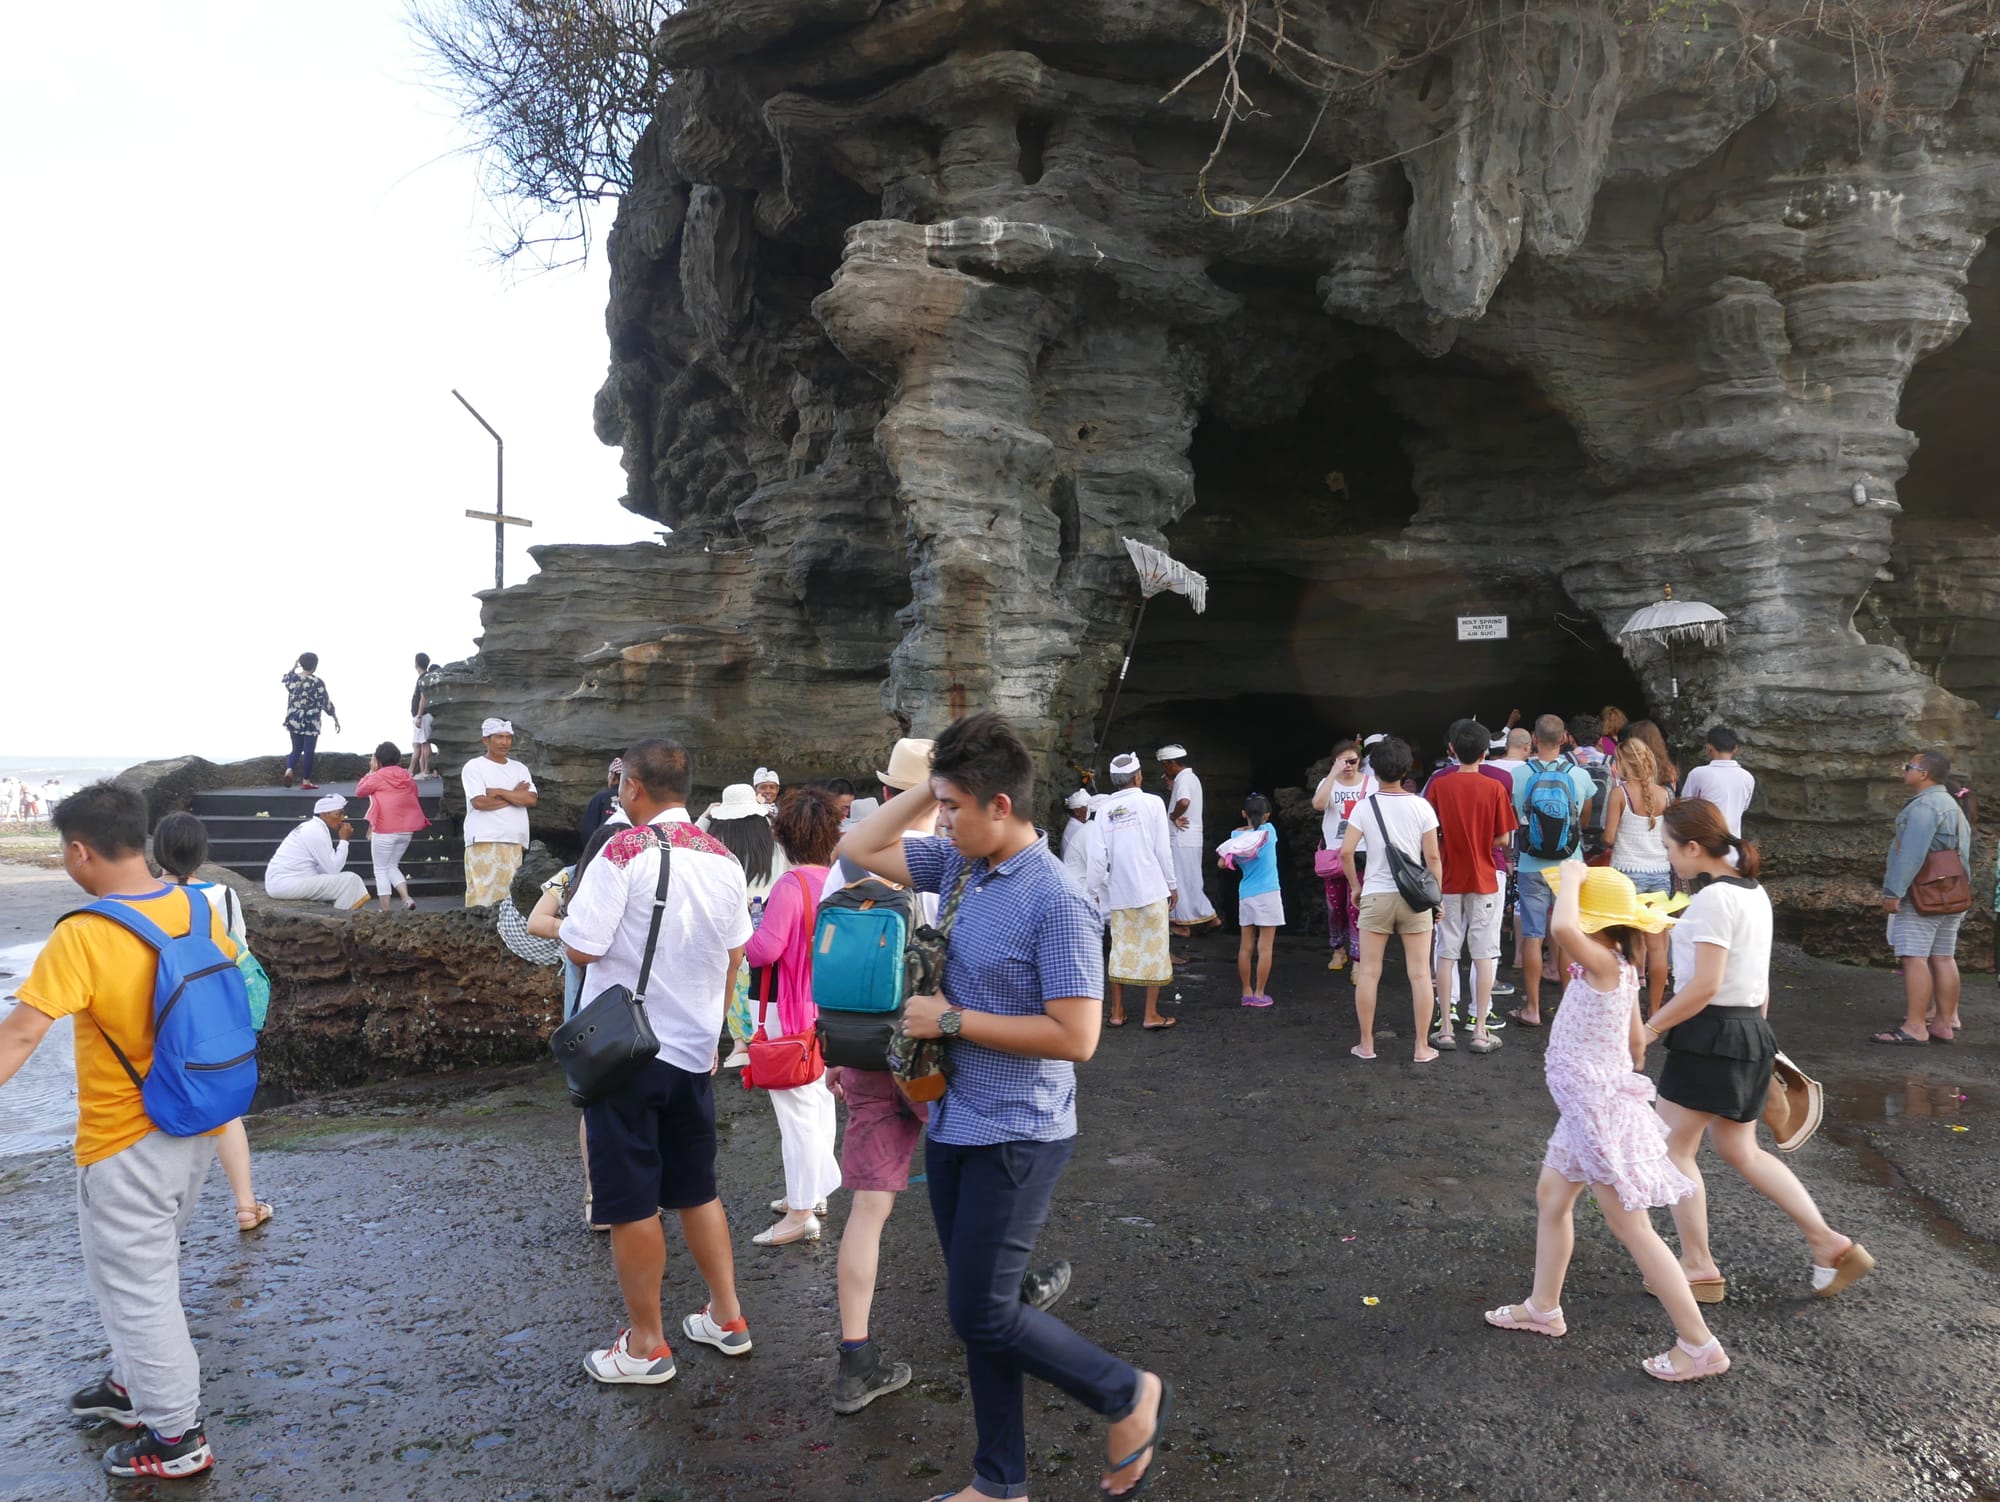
[355,741,430,911]
[744,787,844,1247]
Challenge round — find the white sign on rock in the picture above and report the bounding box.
[1457,615,1509,642]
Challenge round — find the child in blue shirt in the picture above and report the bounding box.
[1219,793,1284,1007]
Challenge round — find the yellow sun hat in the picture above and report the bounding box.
[1544,864,1679,934]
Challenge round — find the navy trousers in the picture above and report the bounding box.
[285,732,317,780]
[926,1136,1140,1498]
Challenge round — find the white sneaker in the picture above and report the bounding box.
[583,1328,677,1385]
[769,1197,829,1215]
[682,1304,753,1355]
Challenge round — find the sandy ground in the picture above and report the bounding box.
[0,868,1995,1501]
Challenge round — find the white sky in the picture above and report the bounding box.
[1,2,658,763]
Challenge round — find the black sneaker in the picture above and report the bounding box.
[70,1375,139,1428]
[1021,1259,1072,1313]
[102,1422,213,1479]
[832,1340,912,1415]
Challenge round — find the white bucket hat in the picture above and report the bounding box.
[708,783,767,822]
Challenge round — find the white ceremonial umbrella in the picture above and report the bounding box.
[1618,584,1729,751]
[1089,539,1209,777]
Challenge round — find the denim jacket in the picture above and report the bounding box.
[1883,784,1971,898]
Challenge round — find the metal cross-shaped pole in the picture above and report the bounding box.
[452,389,532,589]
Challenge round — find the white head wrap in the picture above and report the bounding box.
[1065,788,1091,809]
[1109,752,1141,777]
[313,794,347,815]
[1362,733,1387,748]
[481,717,513,737]
[753,766,779,786]
[1156,744,1188,762]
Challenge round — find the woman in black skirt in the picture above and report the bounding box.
[1643,799,1874,1304]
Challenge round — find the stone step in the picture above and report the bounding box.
[191,781,448,819]
[197,814,452,841]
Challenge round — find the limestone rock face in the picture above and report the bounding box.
[436,0,2000,950]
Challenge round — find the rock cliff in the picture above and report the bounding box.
[433,0,2000,954]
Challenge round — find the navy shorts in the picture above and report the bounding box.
[583,1059,718,1222]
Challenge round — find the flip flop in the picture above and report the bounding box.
[1100,1378,1174,1497]
[1926,1029,1955,1044]
[1106,1017,1127,1027]
[1868,1029,1929,1046]
[1142,1018,1179,1031]
[1505,1009,1543,1028]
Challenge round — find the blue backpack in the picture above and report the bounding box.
[811,878,915,1070]
[64,888,259,1136]
[1519,758,1582,861]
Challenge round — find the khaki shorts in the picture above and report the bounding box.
[1359,890,1434,935]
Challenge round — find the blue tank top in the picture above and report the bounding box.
[1234,826,1279,899]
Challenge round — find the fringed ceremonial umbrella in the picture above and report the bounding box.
[1618,584,1729,751]
[1088,539,1209,778]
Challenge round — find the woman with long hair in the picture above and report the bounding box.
[1597,705,1629,758]
[1618,719,1679,793]
[743,787,843,1245]
[1645,799,1874,1306]
[1603,737,1673,1015]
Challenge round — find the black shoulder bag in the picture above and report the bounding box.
[1368,795,1441,913]
[549,835,668,1106]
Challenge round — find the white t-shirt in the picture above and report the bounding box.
[559,809,753,1074]
[1680,759,1755,837]
[461,756,537,847]
[1354,793,1439,898]
[1168,768,1204,849]
[1319,774,1378,850]
[1669,879,1772,1010]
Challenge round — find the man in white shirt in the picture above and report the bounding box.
[461,717,538,906]
[264,794,369,908]
[1059,787,1093,889]
[1098,753,1176,1029]
[559,737,753,1386]
[1680,726,1755,837]
[1158,745,1219,935]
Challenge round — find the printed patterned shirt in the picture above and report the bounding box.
[903,833,1105,1146]
[281,669,335,735]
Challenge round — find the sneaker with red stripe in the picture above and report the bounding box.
[584,1328,677,1385]
[102,1422,213,1479]
[682,1304,752,1356]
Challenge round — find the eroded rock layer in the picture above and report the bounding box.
[434,1,2000,953]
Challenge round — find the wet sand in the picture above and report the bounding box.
[0,869,1996,1500]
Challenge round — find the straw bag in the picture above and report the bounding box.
[1761,1052,1824,1153]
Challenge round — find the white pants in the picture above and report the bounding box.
[766,1073,843,1210]
[1170,844,1216,923]
[266,871,369,908]
[370,831,414,898]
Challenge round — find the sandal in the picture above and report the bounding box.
[1484,1299,1566,1338]
[1505,1008,1543,1028]
[1812,1240,1875,1298]
[1641,1336,1730,1382]
[1349,1045,1376,1060]
[1429,1031,1457,1050]
[1468,1034,1503,1054]
[1868,1029,1929,1046]
[1106,1017,1127,1027]
[1643,1273,1726,1304]
[1099,1376,1173,1497]
[1141,1018,1178,1031]
[235,1202,274,1232]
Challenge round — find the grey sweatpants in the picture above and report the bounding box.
[77,1130,216,1435]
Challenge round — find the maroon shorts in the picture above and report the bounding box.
[837,1068,929,1192]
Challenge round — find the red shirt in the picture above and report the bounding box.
[1426,767,1518,894]
[355,766,430,835]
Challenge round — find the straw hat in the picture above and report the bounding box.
[1546,865,1678,934]
[878,738,936,792]
[707,783,767,822]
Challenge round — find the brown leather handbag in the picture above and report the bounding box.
[1908,849,1972,916]
[1762,1052,1823,1153]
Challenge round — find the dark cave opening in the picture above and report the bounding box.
[1099,349,1647,924]
[1886,231,2000,711]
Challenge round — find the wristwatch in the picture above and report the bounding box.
[938,1008,964,1038]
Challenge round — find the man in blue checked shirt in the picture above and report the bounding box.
[839,711,1171,1501]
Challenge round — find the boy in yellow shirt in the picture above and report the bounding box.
[0,784,237,1480]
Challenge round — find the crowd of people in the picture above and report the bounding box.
[1,775,67,820]
[4,674,1988,1487]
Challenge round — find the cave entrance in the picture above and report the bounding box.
[1109,345,1648,843]
[1885,230,2000,712]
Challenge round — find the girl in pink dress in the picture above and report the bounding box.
[1485,861,1731,1382]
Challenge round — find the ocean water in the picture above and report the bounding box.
[0,942,75,1157]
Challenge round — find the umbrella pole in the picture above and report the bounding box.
[1090,595,1152,776]
[1668,640,1682,761]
